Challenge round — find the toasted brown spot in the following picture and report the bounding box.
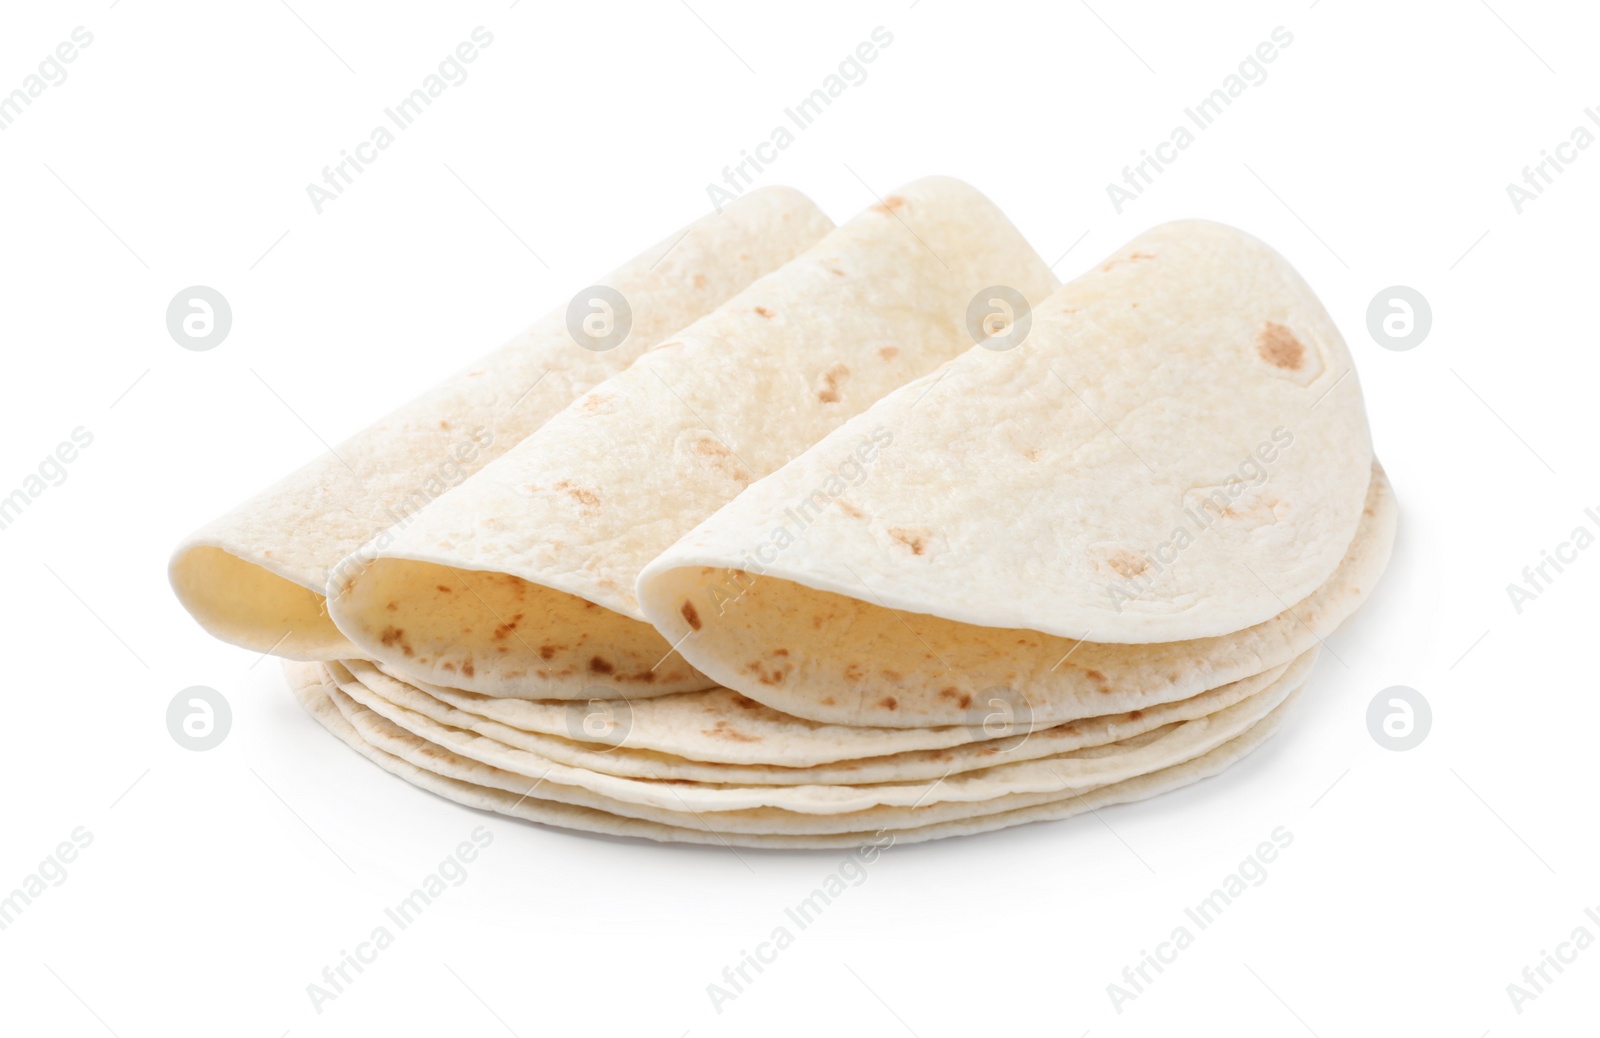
[938,687,975,710]
[539,644,557,660]
[880,670,902,682]
[681,600,702,631]
[1256,321,1306,371]
[1107,550,1149,579]
[489,614,523,642]
[731,695,761,710]
[1024,448,1043,462]
[754,306,774,318]
[889,527,931,556]
[442,662,456,672]
[820,696,836,706]
[828,266,846,277]
[553,480,601,508]
[703,724,761,743]
[1130,709,1145,720]
[878,696,899,710]
[835,500,865,519]
[693,273,707,288]
[844,663,865,681]
[815,362,850,404]
[773,648,789,657]
[1102,251,1156,272]
[385,601,398,612]
[878,346,899,361]
[379,626,404,647]
[461,661,475,677]
[872,195,906,214]
[436,585,453,594]
[589,656,614,674]
[579,393,614,413]
[438,421,450,430]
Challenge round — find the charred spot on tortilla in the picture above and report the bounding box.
[878,696,899,710]
[588,656,614,674]
[553,480,601,509]
[889,526,932,556]
[754,306,774,318]
[1106,550,1149,579]
[680,600,702,631]
[1102,251,1156,272]
[815,362,850,404]
[1256,321,1306,371]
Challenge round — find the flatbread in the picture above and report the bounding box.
[637,222,1390,726]
[286,660,1305,847]
[325,177,1060,697]
[171,187,832,659]
[323,649,1310,817]
[638,462,1394,727]
[342,652,1304,784]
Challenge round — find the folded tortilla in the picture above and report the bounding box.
[170,187,832,659]
[325,177,1059,697]
[639,221,1390,727]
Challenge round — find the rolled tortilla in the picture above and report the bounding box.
[170,187,832,659]
[326,177,1059,698]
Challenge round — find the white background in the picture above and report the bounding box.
[1,0,1596,1034]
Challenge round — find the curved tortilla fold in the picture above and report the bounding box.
[170,187,832,659]
[339,653,1301,784]
[639,223,1389,727]
[326,177,1059,697]
[643,461,1393,728]
[286,660,1304,846]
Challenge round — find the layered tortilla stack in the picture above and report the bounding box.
[176,184,1395,848]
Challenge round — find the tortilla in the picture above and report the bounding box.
[328,649,1310,816]
[170,186,832,659]
[637,222,1390,727]
[636,461,1392,728]
[286,659,1306,846]
[340,653,1303,784]
[325,177,1059,697]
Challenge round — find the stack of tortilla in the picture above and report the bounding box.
[175,180,1396,848]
